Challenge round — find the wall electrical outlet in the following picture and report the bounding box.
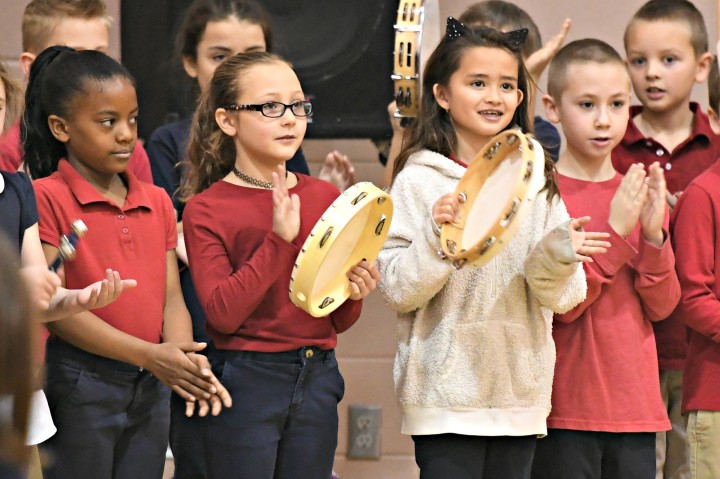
[347,404,382,460]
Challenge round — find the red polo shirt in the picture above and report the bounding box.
[669,160,720,412]
[33,160,176,343]
[611,103,720,371]
[612,103,720,194]
[0,122,153,183]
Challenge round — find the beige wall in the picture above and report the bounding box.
[2,1,717,478]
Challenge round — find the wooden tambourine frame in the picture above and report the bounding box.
[392,0,440,118]
[440,130,546,268]
[290,182,393,317]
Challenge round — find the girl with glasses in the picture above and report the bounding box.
[179,51,380,479]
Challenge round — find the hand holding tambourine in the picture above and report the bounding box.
[438,129,547,268]
[289,181,392,317]
[437,130,610,268]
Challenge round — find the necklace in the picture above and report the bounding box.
[232,166,274,189]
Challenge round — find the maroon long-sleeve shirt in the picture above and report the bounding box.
[547,172,679,432]
[183,174,362,352]
[669,160,720,412]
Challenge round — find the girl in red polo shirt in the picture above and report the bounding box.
[179,51,379,479]
[20,46,231,479]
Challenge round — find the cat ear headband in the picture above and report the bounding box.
[445,16,528,51]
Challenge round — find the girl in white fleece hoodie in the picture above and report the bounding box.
[378,17,609,479]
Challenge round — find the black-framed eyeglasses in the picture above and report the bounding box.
[225,101,313,118]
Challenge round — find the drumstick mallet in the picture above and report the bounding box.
[49,220,88,272]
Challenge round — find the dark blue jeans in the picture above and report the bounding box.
[42,339,170,479]
[205,346,344,479]
[169,389,208,479]
[531,429,655,479]
[412,433,537,479]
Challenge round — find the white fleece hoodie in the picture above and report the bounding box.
[378,149,587,437]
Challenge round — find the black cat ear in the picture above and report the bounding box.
[446,17,469,41]
[502,28,529,50]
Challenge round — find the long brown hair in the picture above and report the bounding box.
[391,22,558,202]
[0,235,35,469]
[179,51,289,199]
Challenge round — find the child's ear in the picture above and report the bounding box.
[433,83,450,111]
[516,88,524,109]
[47,115,70,143]
[708,107,720,135]
[542,94,561,124]
[694,52,714,83]
[19,52,36,78]
[182,55,199,79]
[215,108,237,137]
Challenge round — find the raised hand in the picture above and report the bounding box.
[318,150,356,192]
[272,164,301,243]
[568,216,611,263]
[75,269,138,310]
[347,260,381,301]
[609,163,647,237]
[432,192,465,227]
[639,162,667,247]
[525,18,571,81]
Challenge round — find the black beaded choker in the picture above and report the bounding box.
[232,166,274,189]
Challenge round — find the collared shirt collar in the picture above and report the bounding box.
[56,159,152,211]
[622,102,714,148]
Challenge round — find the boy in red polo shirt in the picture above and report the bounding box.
[532,38,680,479]
[611,2,718,476]
[0,0,151,182]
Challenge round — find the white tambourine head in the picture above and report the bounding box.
[289,182,393,317]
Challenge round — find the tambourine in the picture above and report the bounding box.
[392,0,440,118]
[290,182,393,317]
[440,130,546,269]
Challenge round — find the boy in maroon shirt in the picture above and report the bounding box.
[531,38,680,479]
[611,2,718,476]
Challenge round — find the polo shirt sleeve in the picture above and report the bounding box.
[158,191,178,251]
[32,180,63,248]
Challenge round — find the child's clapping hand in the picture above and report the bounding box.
[639,162,667,247]
[272,164,300,243]
[609,163,647,237]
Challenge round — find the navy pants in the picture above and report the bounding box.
[205,346,344,479]
[42,339,170,479]
[169,390,208,479]
[412,433,537,479]
[531,429,655,479]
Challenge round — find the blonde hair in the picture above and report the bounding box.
[180,51,290,200]
[22,0,111,54]
[0,63,22,132]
